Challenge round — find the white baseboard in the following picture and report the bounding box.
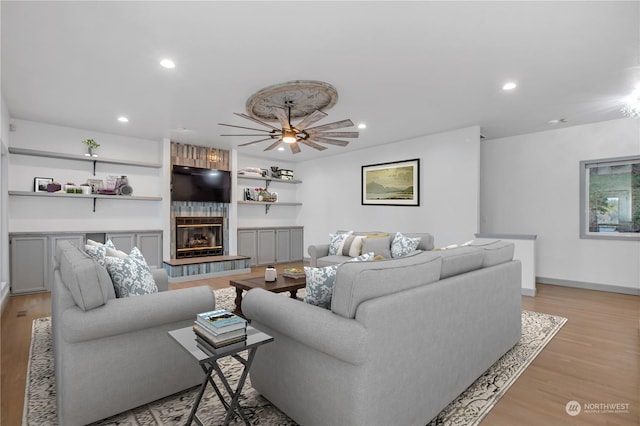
[537,277,639,296]
[521,287,536,297]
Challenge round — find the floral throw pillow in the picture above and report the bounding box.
[303,252,374,309]
[85,243,107,266]
[328,231,353,255]
[391,232,421,258]
[104,247,158,297]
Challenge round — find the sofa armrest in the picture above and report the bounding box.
[61,286,215,343]
[308,243,330,267]
[243,288,368,365]
[152,268,169,292]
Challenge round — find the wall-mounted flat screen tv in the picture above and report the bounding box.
[171,165,231,203]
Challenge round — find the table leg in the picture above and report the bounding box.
[289,289,297,299]
[233,287,244,316]
[186,364,215,426]
[213,348,258,426]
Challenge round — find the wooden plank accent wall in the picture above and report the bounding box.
[170,142,229,170]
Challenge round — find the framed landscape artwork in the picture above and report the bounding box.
[361,158,420,206]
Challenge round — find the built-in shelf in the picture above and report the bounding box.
[237,174,302,186]
[237,174,302,213]
[9,147,162,174]
[9,190,162,212]
[237,200,302,214]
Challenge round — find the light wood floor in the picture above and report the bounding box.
[2,266,638,425]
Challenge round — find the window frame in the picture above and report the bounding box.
[579,155,640,241]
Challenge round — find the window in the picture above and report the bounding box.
[580,156,640,240]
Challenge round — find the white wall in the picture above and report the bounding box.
[8,119,164,233]
[297,126,481,251]
[480,118,640,292]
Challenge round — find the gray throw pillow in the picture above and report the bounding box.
[361,236,391,259]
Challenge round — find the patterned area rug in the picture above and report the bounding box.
[23,287,566,426]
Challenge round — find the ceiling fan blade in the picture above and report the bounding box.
[298,140,328,151]
[290,142,301,154]
[238,137,275,147]
[294,110,328,130]
[221,134,280,136]
[307,136,350,147]
[305,119,355,133]
[233,112,280,130]
[273,107,291,130]
[264,139,283,151]
[312,131,359,138]
[219,123,275,133]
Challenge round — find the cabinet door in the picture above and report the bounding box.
[276,229,291,263]
[106,233,135,253]
[136,232,163,268]
[237,230,258,266]
[290,227,304,261]
[49,234,84,290]
[257,229,276,265]
[10,236,47,294]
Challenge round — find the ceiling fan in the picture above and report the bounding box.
[219,102,359,154]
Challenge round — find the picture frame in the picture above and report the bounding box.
[361,158,420,206]
[34,177,53,192]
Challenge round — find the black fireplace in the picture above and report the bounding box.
[175,217,224,258]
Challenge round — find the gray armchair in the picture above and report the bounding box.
[52,240,215,425]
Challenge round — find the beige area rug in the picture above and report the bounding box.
[23,287,566,426]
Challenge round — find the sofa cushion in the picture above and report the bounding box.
[341,235,367,257]
[104,247,158,297]
[439,246,486,279]
[332,251,442,319]
[390,232,421,258]
[56,240,112,311]
[304,253,374,309]
[469,239,515,267]
[361,235,392,259]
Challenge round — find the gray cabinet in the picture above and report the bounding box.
[105,231,162,268]
[237,227,303,266]
[9,230,163,294]
[10,236,48,293]
[257,229,276,265]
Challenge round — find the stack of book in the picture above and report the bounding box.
[193,309,247,354]
[283,267,305,279]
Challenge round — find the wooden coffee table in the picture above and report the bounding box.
[229,275,306,317]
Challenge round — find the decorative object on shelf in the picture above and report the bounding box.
[82,139,100,157]
[46,182,61,192]
[270,166,279,177]
[87,178,104,194]
[219,80,359,154]
[80,184,92,195]
[264,265,277,282]
[273,168,294,180]
[115,176,132,196]
[33,177,53,192]
[362,158,420,206]
[106,175,118,190]
[255,187,268,201]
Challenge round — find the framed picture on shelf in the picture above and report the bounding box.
[33,177,53,192]
[87,178,104,194]
[361,158,420,206]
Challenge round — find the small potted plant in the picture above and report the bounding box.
[82,139,100,157]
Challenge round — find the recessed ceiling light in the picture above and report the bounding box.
[278,147,285,151]
[117,116,129,123]
[160,59,175,69]
[357,123,367,129]
[502,82,517,91]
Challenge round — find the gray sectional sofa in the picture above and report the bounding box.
[243,240,522,426]
[52,240,216,425]
[308,230,435,266]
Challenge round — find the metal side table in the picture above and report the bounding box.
[169,325,274,426]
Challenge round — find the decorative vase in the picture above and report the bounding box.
[86,147,98,157]
[264,266,277,282]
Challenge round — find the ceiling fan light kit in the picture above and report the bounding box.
[219,80,359,154]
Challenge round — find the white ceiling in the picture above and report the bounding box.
[2,1,639,162]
